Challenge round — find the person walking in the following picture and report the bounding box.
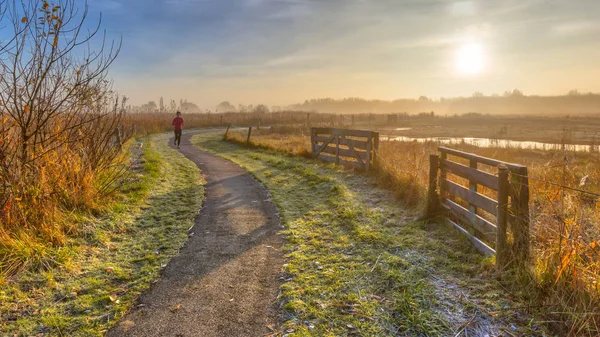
[172,111,184,148]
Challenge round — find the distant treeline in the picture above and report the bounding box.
[289,92,600,116]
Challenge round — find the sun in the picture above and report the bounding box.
[456,44,485,75]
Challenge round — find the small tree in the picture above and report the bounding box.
[253,104,269,114]
[159,97,165,112]
[216,101,235,112]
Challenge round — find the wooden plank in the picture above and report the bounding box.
[339,137,369,150]
[446,218,495,257]
[442,179,498,216]
[314,134,336,157]
[340,135,365,165]
[439,146,526,171]
[312,127,375,138]
[320,146,367,160]
[442,199,497,242]
[315,135,368,149]
[318,154,363,169]
[440,159,499,191]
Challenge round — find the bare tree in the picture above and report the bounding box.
[0,0,121,172]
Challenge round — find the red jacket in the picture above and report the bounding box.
[172,117,184,131]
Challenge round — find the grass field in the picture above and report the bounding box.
[191,131,550,336]
[0,134,204,336]
[224,127,600,336]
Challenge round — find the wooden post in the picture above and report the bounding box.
[497,165,510,269]
[425,154,440,217]
[365,135,372,171]
[310,128,316,156]
[469,159,478,215]
[352,115,355,126]
[373,132,379,168]
[307,113,310,127]
[246,127,252,144]
[220,115,223,125]
[224,124,231,139]
[335,135,340,165]
[511,167,530,265]
[439,150,448,198]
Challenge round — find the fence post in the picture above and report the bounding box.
[310,128,315,156]
[439,150,447,198]
[425,154,440,217]
[335,135,340,165]
[120,124,125,139]
[365,135,372,171]
[246,127,252,144]
[497,165,510,269]
[511,167,530,265]
[469,159,478,215]
[224,124,231,139]
[373,132,379,168]
[307,113,310,127]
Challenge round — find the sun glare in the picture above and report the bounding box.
[456,43,484,75]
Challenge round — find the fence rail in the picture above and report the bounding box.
[428,146,530,268]
[310,128,379,171]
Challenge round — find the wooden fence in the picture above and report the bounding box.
[310,128,379,171]
[428,146,530,268]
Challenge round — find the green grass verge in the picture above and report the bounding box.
[0,133,204,336]
[192,132,549,337]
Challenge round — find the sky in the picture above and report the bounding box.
[86,0,600,108]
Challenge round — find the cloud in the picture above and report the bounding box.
[102,0,600,105]
[553,21,600,36]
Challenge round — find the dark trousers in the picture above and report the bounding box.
[174,130,182,146]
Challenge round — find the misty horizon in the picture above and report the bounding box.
[132,90,600,116]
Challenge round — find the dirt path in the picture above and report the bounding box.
[108,131,283,337]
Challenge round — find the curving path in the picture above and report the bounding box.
[108,131,283,337]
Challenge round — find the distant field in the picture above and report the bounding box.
[356,114,600,145]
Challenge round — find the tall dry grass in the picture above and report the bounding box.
[224,126,600,335]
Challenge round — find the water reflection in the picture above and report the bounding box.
[381,136,596,152]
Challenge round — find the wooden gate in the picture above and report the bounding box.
[428,147,530,267]
[310,128,379,171]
